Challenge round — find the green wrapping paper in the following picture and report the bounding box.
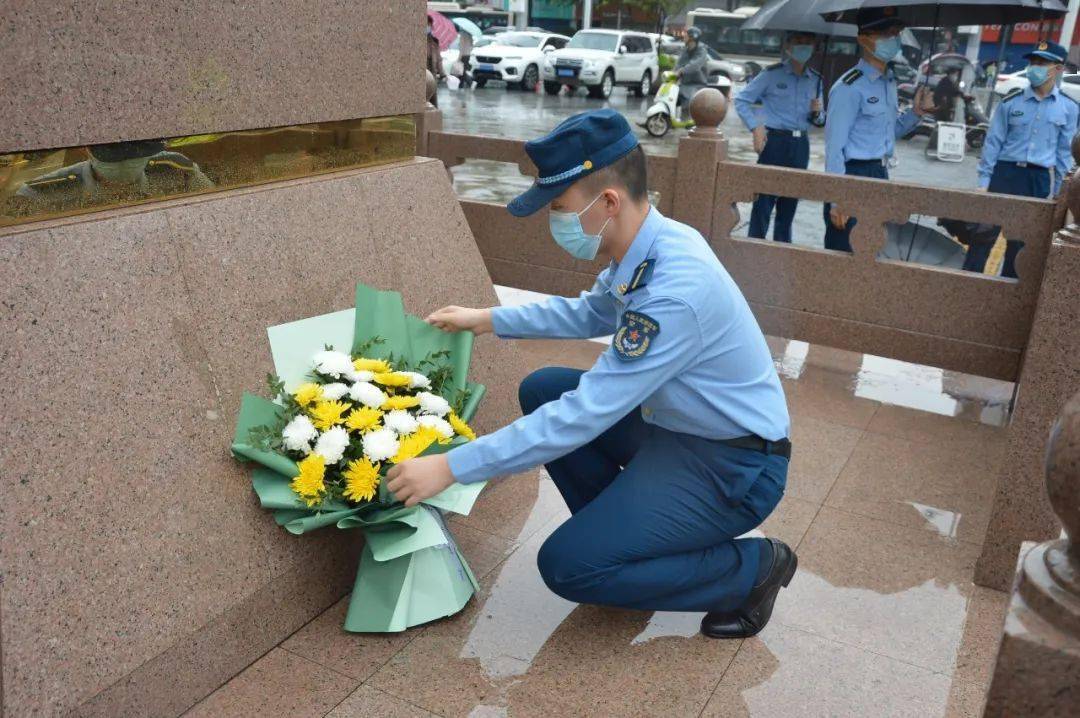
[230,282,487,632]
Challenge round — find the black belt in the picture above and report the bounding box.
[846,157,887,167]
[718,435,792,459]
[1001,160,1050,171]
[766,127,807,138]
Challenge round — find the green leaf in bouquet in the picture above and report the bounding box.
[231,393,299,479]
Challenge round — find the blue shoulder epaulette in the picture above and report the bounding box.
[841,68,863,85]
[625,259,655,294]
[1002,87,1023,103]
[766,62,783,71]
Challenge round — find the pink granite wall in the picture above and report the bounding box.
[0,158,527,716]
[0,0,426,152]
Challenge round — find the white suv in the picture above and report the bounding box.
[542,29,660,100]
[471,32,570,91]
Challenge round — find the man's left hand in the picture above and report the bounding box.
[386,454,456,507]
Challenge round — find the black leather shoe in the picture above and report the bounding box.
[700,538,797,639]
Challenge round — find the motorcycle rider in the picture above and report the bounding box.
[675,27,709,119]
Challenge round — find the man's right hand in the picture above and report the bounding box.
[425,306,494,335]
[752,126,767,155]
[829,206,850,230]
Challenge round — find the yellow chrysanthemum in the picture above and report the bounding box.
[344,406,383,433]
[291,454,326,507]
[342,458,381,503]
[293,382,323,408]
[382,395,421,410]
[373,372,412,388]
[391,426,440,464]
[448,413,476,441]
[353,357,391,373]
[309,400,350,430]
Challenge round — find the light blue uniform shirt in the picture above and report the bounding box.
[978,85,1079,195]
[447,208,790,485]
[824,59,921,174]
[734,60,824,132]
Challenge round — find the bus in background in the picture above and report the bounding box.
[427,2,511,32]
[686,7,782,64]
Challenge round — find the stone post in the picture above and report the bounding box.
[672,88,729,237]
[415,70,442,158]
[983,390,1080,717]
[976,222,1080,590]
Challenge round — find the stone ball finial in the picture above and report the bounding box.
[689,88,727,130]
[1072,133,1080,165]
[425,70,437,103]
[1046,390,1080,543]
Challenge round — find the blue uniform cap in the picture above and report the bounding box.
[1024,41,1068,64]
[508,109,639,217]
[856,7,905,32]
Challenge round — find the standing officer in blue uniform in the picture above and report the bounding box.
[735,31,825,243]
[823,8,935,252]
[973,41,1078,278]
[387,109,795,639]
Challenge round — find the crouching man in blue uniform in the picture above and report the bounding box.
[387,109,796,639]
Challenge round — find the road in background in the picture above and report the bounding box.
[438,83,985,253]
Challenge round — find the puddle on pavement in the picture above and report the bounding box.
[909,501,962,540]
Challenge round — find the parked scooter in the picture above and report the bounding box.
[903,93,989,151]
[640,71,732,138]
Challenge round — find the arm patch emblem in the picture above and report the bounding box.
[613,310,660,361]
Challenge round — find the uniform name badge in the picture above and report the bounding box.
[613,310,660,361]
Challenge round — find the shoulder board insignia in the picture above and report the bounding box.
[613,310,660,361]
[626,258,655,293]
[841,69,863,85]
[1003,88,1023,103]
[766,62,782,71]
[25,173,79,189]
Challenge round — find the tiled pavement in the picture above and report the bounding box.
[187,293,1014,718]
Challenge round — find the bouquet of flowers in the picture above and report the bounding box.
[231,282,487,632]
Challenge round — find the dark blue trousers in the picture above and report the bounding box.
[522,367,788,613]
[750,132,811,243]
[962,161,1048,279]
[823,159,889,253]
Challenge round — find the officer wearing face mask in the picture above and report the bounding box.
[822,8,935,252]
[972,41,1078,279]
[734,31,824,243]
[386,109,796,641]
[13,140,213,213]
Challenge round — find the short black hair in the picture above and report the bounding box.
[580,145,649,203]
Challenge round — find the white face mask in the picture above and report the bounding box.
[90,156,149,184]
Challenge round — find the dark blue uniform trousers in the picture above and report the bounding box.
[823,159,889,253]
[522,367,788,613]
[750,131,811,243]
[962,161,1047,279]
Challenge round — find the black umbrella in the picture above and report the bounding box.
[817,0,1068,26]
[741,0,857,36]
[882,221,967,267]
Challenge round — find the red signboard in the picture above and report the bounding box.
[983,20,1079,46]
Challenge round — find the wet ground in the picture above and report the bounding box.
[439,83,987,262]
[189,286,1012,718]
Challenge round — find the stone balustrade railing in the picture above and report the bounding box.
[416,82,1080,594]
[984,389,1080,716]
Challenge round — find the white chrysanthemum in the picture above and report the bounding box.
[417,391,451,417]
[401,371,432,390]
[383,409,419,435]
[345,367,376,384]
[282,415,318,454]
[348,381,387,408]
[312,350,354,379]
[320,382,349,400]
[418,414,454,440]
[362,428,399,462]
[314,426,350,464]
